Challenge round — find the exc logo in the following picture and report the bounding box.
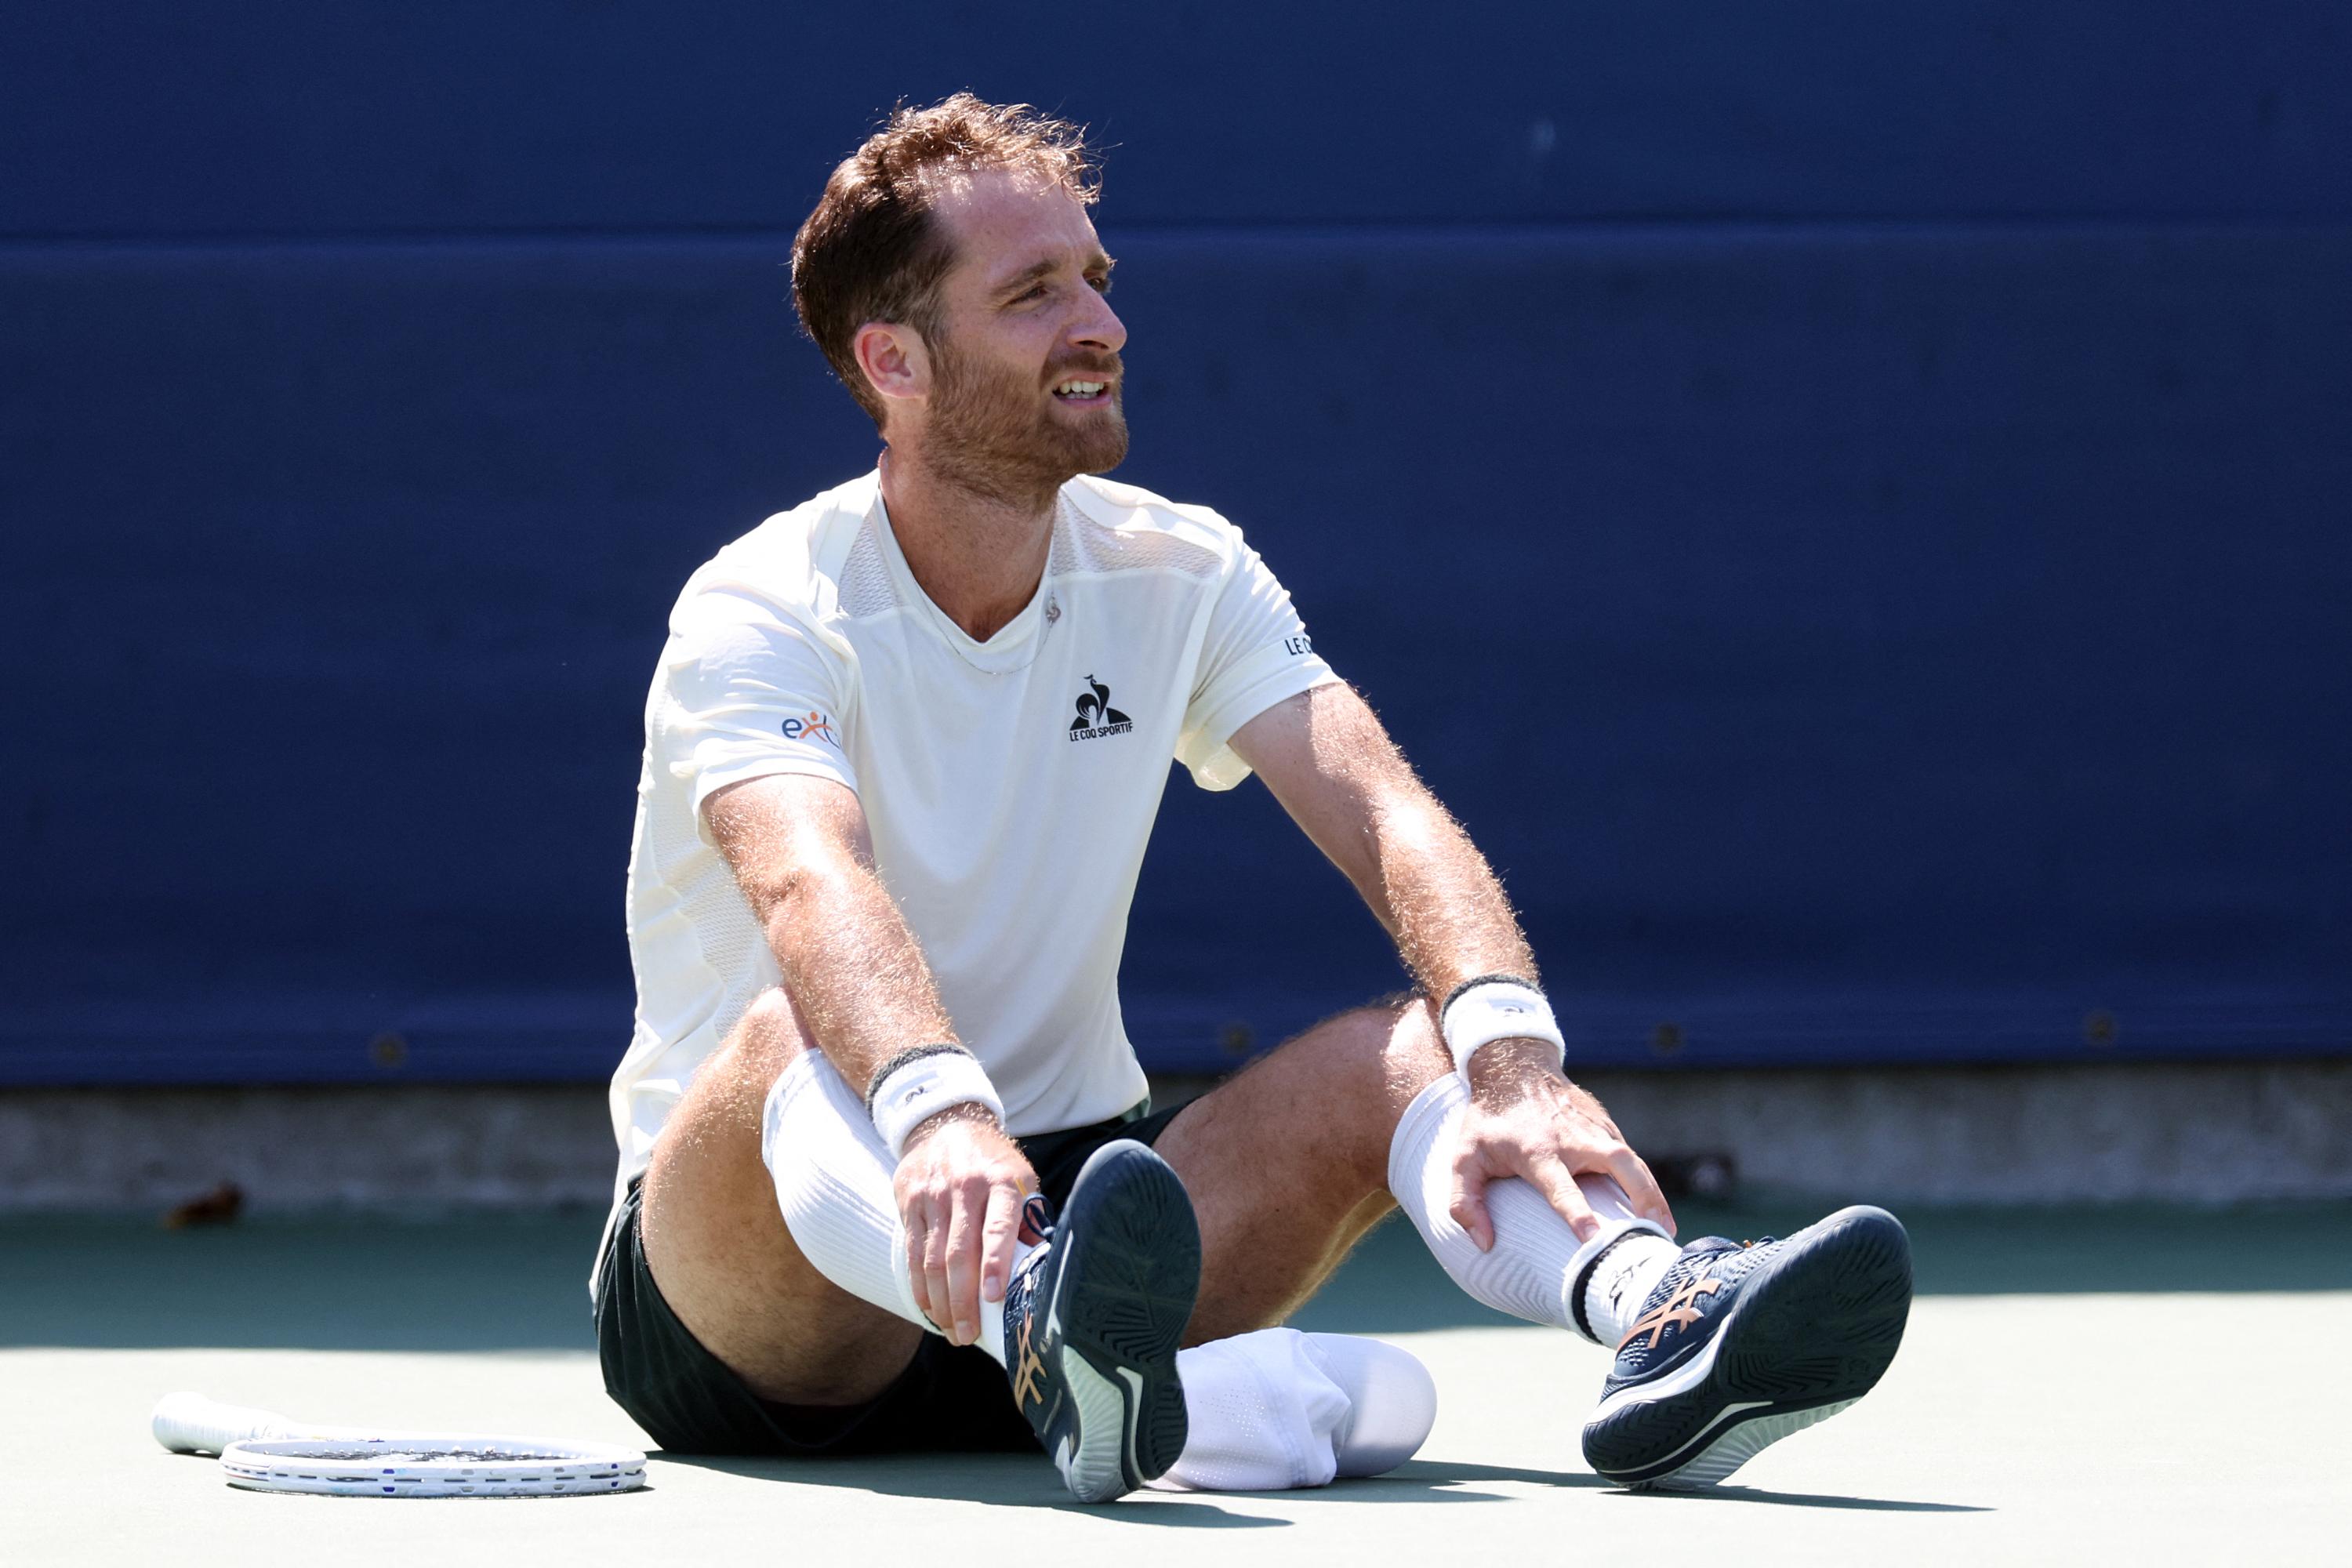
[781,710,838,747]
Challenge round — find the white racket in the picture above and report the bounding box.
[152,1392,647,1497]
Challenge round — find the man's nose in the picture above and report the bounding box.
[1070,289,1126,354]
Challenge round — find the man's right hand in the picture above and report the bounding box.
[893,1105,1039,1347]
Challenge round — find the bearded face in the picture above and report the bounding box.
[920,323,1128,506]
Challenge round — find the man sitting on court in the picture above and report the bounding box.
[594,95,1914,1501]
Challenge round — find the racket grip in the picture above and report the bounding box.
[152,1392,295,1454]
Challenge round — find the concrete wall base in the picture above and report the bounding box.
[0,1084,620,1213]
[5,1060,2348,1213]
[1569,1058,2352,1204]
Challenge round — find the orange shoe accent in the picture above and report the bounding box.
[1010,1313,1048,1409]
[1620,1275,1724,1351]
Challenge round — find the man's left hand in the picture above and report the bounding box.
[1446,1038,1678,1250]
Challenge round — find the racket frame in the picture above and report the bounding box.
[218,1435,647,1497]
[154,1391,647,1497]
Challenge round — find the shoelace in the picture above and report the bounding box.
[1022,1192,1057,1245]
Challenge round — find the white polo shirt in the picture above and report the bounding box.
[608,468,1336,1218]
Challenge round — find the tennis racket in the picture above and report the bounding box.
[152,1391,648,1497]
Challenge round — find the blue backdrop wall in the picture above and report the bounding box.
[3,3,2347,1083]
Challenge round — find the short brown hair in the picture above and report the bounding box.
[791,94,1101,430]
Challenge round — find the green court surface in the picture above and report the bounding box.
[9,1200,2349,1565]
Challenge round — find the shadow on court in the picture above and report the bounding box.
[1598,1479,1993,1513]
[662,1450,1287,1526]
[4,1198,2347,1349]
[1388,1461,1989,1513]
[655,1450,1608,1520]
[655,1452,1988,1517]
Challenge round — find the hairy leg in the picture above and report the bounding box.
[637,989,924,1404]
[1152,995,1448,1344]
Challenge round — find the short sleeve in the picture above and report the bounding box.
[1175,540,1338,790]
[655,592,857,839]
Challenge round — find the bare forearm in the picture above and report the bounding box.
[758,859,959,1095]
[702,779,1027,1345]
[1241,685,1537,1004]
[1359,775,1538,1003]
[1360,778,1579,1107]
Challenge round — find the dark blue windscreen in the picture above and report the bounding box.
[3,3,2346,1082]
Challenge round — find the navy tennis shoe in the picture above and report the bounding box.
[1000,1140,1200,1502]
[1581,1205,1913,1490]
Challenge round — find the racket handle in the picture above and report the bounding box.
[151,1392,297,1454]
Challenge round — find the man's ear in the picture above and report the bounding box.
[852,321,930,412]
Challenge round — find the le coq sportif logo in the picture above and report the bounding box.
[1068,675,1132,741]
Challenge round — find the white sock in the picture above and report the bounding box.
[760,1049,935,1334]
[763,1049,1038,1364]
[1303,1331,1441,1478]
[1581,1231,1684,1346]
[1147,1329,1436,1492]
[768,1054,1439,1488]
[1386,1073,1673,1343]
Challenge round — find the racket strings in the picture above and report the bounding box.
[156,1395,649,1496]
[278,1446,573,1464]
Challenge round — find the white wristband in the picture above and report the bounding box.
[866,1046,1005,1160]
[1439,976,1566,1080]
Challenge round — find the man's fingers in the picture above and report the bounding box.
[979,1180,1024,1308]
[902,1205,935,1323]
[1605,1146,1677,1236]
[920,1194,953,1337]
[942,1178,986,1345]
[1446,1153,1495,1252]
[1524,1150,1601,1243]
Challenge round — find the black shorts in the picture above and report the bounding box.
[593,1100,1185,1456]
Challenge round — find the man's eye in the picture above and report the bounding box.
[1089,274,1113,296]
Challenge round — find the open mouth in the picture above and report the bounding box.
[1051,379,1112,405]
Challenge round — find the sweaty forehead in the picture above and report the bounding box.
[931,167,1103,289]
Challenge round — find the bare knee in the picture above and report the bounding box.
[643,986,816,1247]
[1181,993,1446,1200]
[640,985,918,1403]
[1370,994,1450,1103]
[1301,993,1449,1109]
[730,986,815,1075]
[671,988,815,1140]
